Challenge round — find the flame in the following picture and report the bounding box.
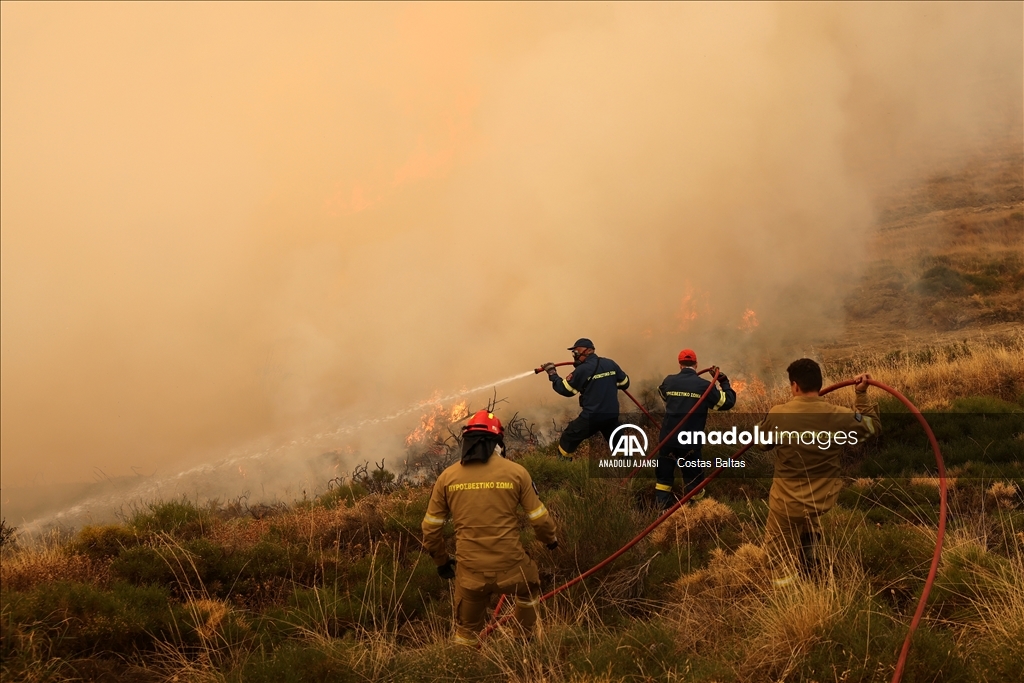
[449,401,469,422]
[675,282,709,332]
[739,308,759,332]
[746,377,767,396]
[405,399,469,446]
[731,380,747,394]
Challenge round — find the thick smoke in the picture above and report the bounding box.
[1,4,1020,521]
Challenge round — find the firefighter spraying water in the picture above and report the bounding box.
[539,338,631,462]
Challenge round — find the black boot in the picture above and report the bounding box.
[655,489,677,510]
[798,531,821,578]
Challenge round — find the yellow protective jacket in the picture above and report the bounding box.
[421,453,557,572]
[758,392,880,517]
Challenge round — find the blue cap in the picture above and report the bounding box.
[567,338,595,350]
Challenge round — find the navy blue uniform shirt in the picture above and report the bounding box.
[551,355,629,419]
[658,368,736,443]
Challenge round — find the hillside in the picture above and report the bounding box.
[2,145,1023,682]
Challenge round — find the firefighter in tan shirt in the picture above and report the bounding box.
[422,410,558,645]
[758,358,880,586]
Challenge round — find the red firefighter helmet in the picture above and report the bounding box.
[463,410,504,436]
[678,348,697,364]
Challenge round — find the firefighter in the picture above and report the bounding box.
[540,338,630,461]
[654,349,736,509]
[421,410,558,646]
[758,359,880,586]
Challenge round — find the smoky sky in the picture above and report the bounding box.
[2,3,1021,490]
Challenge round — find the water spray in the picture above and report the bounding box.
[19,370,539,535]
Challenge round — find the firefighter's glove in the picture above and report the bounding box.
[546,540,559,551]
[541,362,558,378]
[716,372,729,385]
[709,365,720,379]
[437,558,456,580]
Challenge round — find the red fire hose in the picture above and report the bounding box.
[818,379,948,683]
[623,366,719,482]
[487,376,946,683]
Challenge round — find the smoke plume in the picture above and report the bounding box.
[2,3,1020,522]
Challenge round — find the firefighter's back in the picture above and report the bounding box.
[435,456,533,572]
[762,395,878,515]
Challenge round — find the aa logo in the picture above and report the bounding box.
[608,424,648,458]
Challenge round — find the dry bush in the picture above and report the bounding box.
[665,544,773,657]
[911,475,958,490]
[739,560,864,680]
[0,533,111,592]
[986,481,1020,510]
[860,334,1024,408]
[649,498,737,548]
[205,517,271,550]
[674,543,772,601]
[269,495,389,550]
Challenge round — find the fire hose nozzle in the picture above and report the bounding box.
[534,366,545,374]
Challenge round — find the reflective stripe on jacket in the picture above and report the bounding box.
[421,452,557,572]
[551,354,629,419]
[658,368,736,442]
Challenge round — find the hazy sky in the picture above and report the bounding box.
[2,3,1021,492]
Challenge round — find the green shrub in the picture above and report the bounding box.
[129,498,210,538]
[929,542,1018,623]
[850,522,934,607]
[1,581,182,658]
[917,265,968,296]
[317,482,368,509]
[518,452,582,492]
[233,641,358,683]
[564,618,691,680]
[284,545,446,636]
[111,536,320,600]
[544,477,642,581]
[72,524,142,560]
[382,496,430,537]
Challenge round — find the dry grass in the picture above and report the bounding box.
[986,481,1020,511]
[740,561,864,680]
[859,335,1024,408]
[204,493,391,552]
[649,498,737,548]
[0,531,111,592]
[735,331,1024,413]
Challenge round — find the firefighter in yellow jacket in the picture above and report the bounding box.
[422,410,558,646]
[758,358,880,586]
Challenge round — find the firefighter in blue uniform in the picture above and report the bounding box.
[655,348,736,508]
[540,338,630,461]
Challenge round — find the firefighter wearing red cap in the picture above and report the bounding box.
[421,410,559,646]
[540,338,630,461]
[654,349,736,508]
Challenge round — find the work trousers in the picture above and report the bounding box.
[655,446,706,493]
[452,558,541,645]
[558,415,619,458]
[763,506,823,587]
